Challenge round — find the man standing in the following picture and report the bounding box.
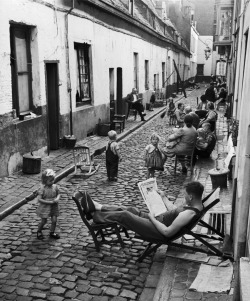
[126,88,146,121]
[205,82,216,103]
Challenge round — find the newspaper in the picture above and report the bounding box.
[137,178,167,217]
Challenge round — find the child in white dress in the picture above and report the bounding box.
[144,133,165,179]
[36,169,61,240]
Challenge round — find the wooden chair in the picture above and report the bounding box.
[126,102,137,120]
[174,146,195,175]
[72,191,129,251]
[135,188,234,262]
[73,146,100,177]
[111,114,126,133]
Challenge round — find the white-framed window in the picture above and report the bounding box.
[75,43,91,106]
[10,24,33,116]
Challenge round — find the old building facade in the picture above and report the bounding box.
[0,0,191,177]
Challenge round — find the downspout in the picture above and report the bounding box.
[65,0,74,136]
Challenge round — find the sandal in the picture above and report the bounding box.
[37,231,44,240]
[50,232,60,239]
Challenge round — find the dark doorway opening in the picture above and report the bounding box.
[45,62,60,150]
[116,67,123,114]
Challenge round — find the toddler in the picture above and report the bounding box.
[167,98,176,115]
[196,128,208,150]
[145,133,165,179]
[36,169,60,240]
[106,130,122,181]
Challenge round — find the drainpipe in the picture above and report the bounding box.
[65,0,74,136]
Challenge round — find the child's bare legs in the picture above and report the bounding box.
[38,218,47,232]
[37,218,47,239]
[50,216,57,233]
[50,216,60,239]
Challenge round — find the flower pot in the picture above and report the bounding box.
[208,168,229,189]
[64,136,77,149]
[98,123,110,136]
[23,154,41,174]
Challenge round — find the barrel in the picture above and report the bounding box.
[23,154,41,174]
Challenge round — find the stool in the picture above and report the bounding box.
[174,148,195,175]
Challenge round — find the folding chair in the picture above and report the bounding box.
[174,146,195,175]
[72,191,129,251]
[73,146,100,177]
[135,188,234,262]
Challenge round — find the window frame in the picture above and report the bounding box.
[74,42,92,107]
[10,24,33,116]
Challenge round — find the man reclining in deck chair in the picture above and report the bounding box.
[80,181,204,241]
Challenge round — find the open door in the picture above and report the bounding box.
[45,62,60,150]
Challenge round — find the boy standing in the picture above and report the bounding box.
[106,130,122,181]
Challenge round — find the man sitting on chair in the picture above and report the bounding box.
[126,88,146,121]
[80,181,204,241]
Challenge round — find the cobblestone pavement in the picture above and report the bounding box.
[0,87,201,301]
[0,86,234,301]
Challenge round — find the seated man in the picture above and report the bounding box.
[126,88,146,121]
[80,181,204,241]
[193,122,216,165]
[185,106,200,129]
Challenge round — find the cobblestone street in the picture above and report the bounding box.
[0,89,199,301]
[0,87,234,301]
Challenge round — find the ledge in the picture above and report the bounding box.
[240,257,250,301]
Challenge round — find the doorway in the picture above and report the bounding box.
[116,67,123,114]
[45,62,60,150]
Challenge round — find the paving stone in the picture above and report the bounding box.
[185,291,202,300]
[120,289,137,299]
[105,287,120,296]
[77,293,93,301]
[50,286,66,295]
[29,291,47,299]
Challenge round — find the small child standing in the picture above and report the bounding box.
[36,169,60,240]
[196,128,208,150]
[167,98,176,116]
[145,133,165,179]
[106,130,122,181]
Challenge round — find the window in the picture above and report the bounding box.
[162,62,165,87]
[75,43,91,106]
[145,60,149,90]
[133,52,138,89]
[10,24,32,116]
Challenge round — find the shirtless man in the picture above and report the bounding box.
[80,181,204,241]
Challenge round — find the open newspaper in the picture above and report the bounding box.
[137,178,167,217]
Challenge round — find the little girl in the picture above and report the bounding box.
[144,133,165,178]
[196,128,208,150]
[36,169,60,240]
[167,98,175,115]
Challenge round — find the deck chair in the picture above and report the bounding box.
[73,146,100,177]
[135,188,234,262]
[72,191,129,252]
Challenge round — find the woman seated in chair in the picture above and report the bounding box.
[163,115,197,173]
[80,181,204,241]
[199,102,217,132]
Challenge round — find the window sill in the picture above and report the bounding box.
[13,114,42,125]
[75,104,93,112]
